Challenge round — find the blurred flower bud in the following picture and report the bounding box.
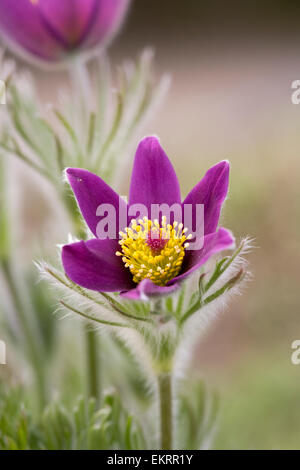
[0,0,131,66]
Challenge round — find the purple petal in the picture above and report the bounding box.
[81,0,131,50]
[129,137,181,218]
[37,0,90,48]
[121,279,180,300]
[183,161,229,236]
[62,238,134,292]
[0,0,64,61]
[66,168,127,239]
[170,228,235,283]
[39,0,102,47]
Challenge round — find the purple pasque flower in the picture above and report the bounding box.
[0,0,130,64]
[62,136,234,300]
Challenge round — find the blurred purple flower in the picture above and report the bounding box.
[0,0,131,64]
[62,136,234,300]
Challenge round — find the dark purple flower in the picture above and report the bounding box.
[0,0,130,64]
[62,137,234,300]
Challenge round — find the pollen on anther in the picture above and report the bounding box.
[116,217,191,286]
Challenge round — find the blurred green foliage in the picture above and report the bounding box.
[177,378,219,450]
[0,385,146,450]
[0,157,10,262]
[215,353,300,449]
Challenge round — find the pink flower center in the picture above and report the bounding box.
[146,229,168,255]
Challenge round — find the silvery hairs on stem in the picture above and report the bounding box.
[37,236,252,383]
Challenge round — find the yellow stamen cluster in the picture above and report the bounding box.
[116,216,192,286]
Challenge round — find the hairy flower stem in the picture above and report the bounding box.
[85,325,100,401]
[158,373,173,450]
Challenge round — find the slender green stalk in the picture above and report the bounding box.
[0,142,54,183]
[85,326,100,401]
[158,373,173,450]
[60,300,130,329]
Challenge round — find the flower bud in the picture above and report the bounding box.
[0,0,131,66]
